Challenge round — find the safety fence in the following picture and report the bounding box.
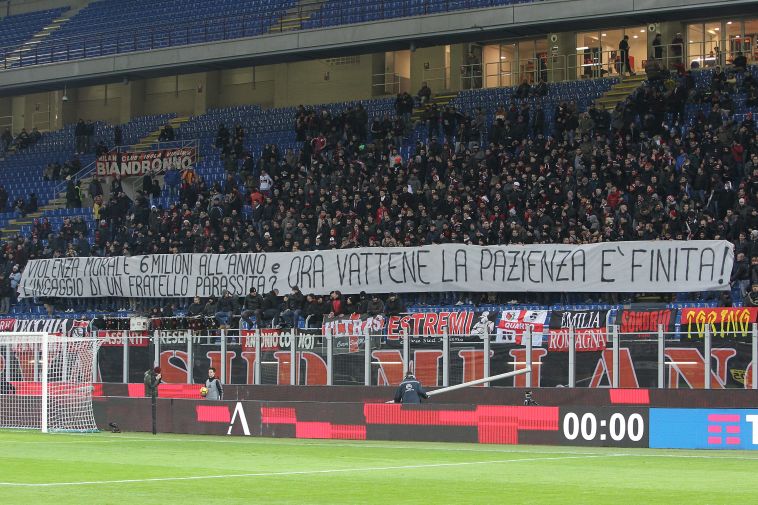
[92,324,758,390]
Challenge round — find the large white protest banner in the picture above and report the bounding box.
[18,241,733,298]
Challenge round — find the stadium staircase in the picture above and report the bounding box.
[2,3,91,67]
[593,74,647,111]
[0,116,189,239]
[268,0,325,33]
[411,93,458,123]
[132,116,191,151]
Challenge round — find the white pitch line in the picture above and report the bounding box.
[0,454,616,487]
[3,434,758,461]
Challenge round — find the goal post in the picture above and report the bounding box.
[0,332,102,433]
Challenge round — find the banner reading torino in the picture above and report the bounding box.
[18,241,733,299]
[95,147,196,177]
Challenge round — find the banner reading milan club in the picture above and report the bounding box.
[18,241,733,299]
[95,147,197,177]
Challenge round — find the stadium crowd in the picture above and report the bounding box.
[2,64,758,315]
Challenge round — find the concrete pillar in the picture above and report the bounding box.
[119,80,144,124]
[11,95,26,133]
[547,31,577,82]
[272,63,289,108]
[448,43,468,93]
[658,20,687,64]
[193,71,220,116]
[60,87,78,127]
[410,45,446,95]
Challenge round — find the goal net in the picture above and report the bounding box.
[0,332,102,432]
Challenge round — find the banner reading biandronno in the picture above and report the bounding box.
[18,241,733,299]
[95,147,196,177]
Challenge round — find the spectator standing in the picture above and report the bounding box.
[652,33,663,61]
[619,35,635,77]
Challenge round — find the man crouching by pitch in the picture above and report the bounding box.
[394,371,429,404]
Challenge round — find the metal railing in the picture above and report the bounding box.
[422,66,452,91]
[567,44,684,80]
[96,323,758,390]
[371,72,411,96]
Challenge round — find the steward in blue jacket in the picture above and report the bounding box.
[393,372,429,404]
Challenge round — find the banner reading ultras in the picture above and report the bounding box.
[95,147,196,177]
[18,241,733,299]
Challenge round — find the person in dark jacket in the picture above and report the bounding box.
[745,285,758,307]
[261,289,281,327]
[215,291,238,329]
[280,285,304,328]
[394,372,429,404]
[366,294,385,316]
[187,296,204,317]
[619,35,634,76]
[144,366,162,397]
[241,287,264,328]
[385,294,405,316]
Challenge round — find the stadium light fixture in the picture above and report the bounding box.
[576,46,589,51]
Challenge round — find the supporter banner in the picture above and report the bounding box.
[95,148,197,177]
[322,314,384,354]
[0,318,89,337]
[386,311,497,344]
[495,310,548,346]
[18,241,733,299]
[97,330,150,347]
[548,310,610,352]
[679,307,758,340]
[616,308,676,336]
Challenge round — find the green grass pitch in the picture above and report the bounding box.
[0,431,757,504]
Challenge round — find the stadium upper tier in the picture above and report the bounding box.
[0,0,537,68]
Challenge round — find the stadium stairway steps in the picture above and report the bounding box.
[3,3,92,66]
[132,116,191,151]
[0,117,188,239]
[593,74,647,111]
[411,93,458,122]
[269,0,325,33]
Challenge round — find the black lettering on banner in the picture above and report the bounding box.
[442,250,453,282]
[336,254,348,285]
[601,248,615,282]
[507,251,520,282]
[417,250,430,285]
[388,252,402,284]
[572,250,586,282]
[631,249,645,282]
[555,250,570,282]
[349,253,361,285]
[455,249,468,282]
[479,249,492,281]
[526,250,539,283]
[699,247,714,282]
[719,246,729,285]
[682,247,696,281]
[90,278,100,296]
